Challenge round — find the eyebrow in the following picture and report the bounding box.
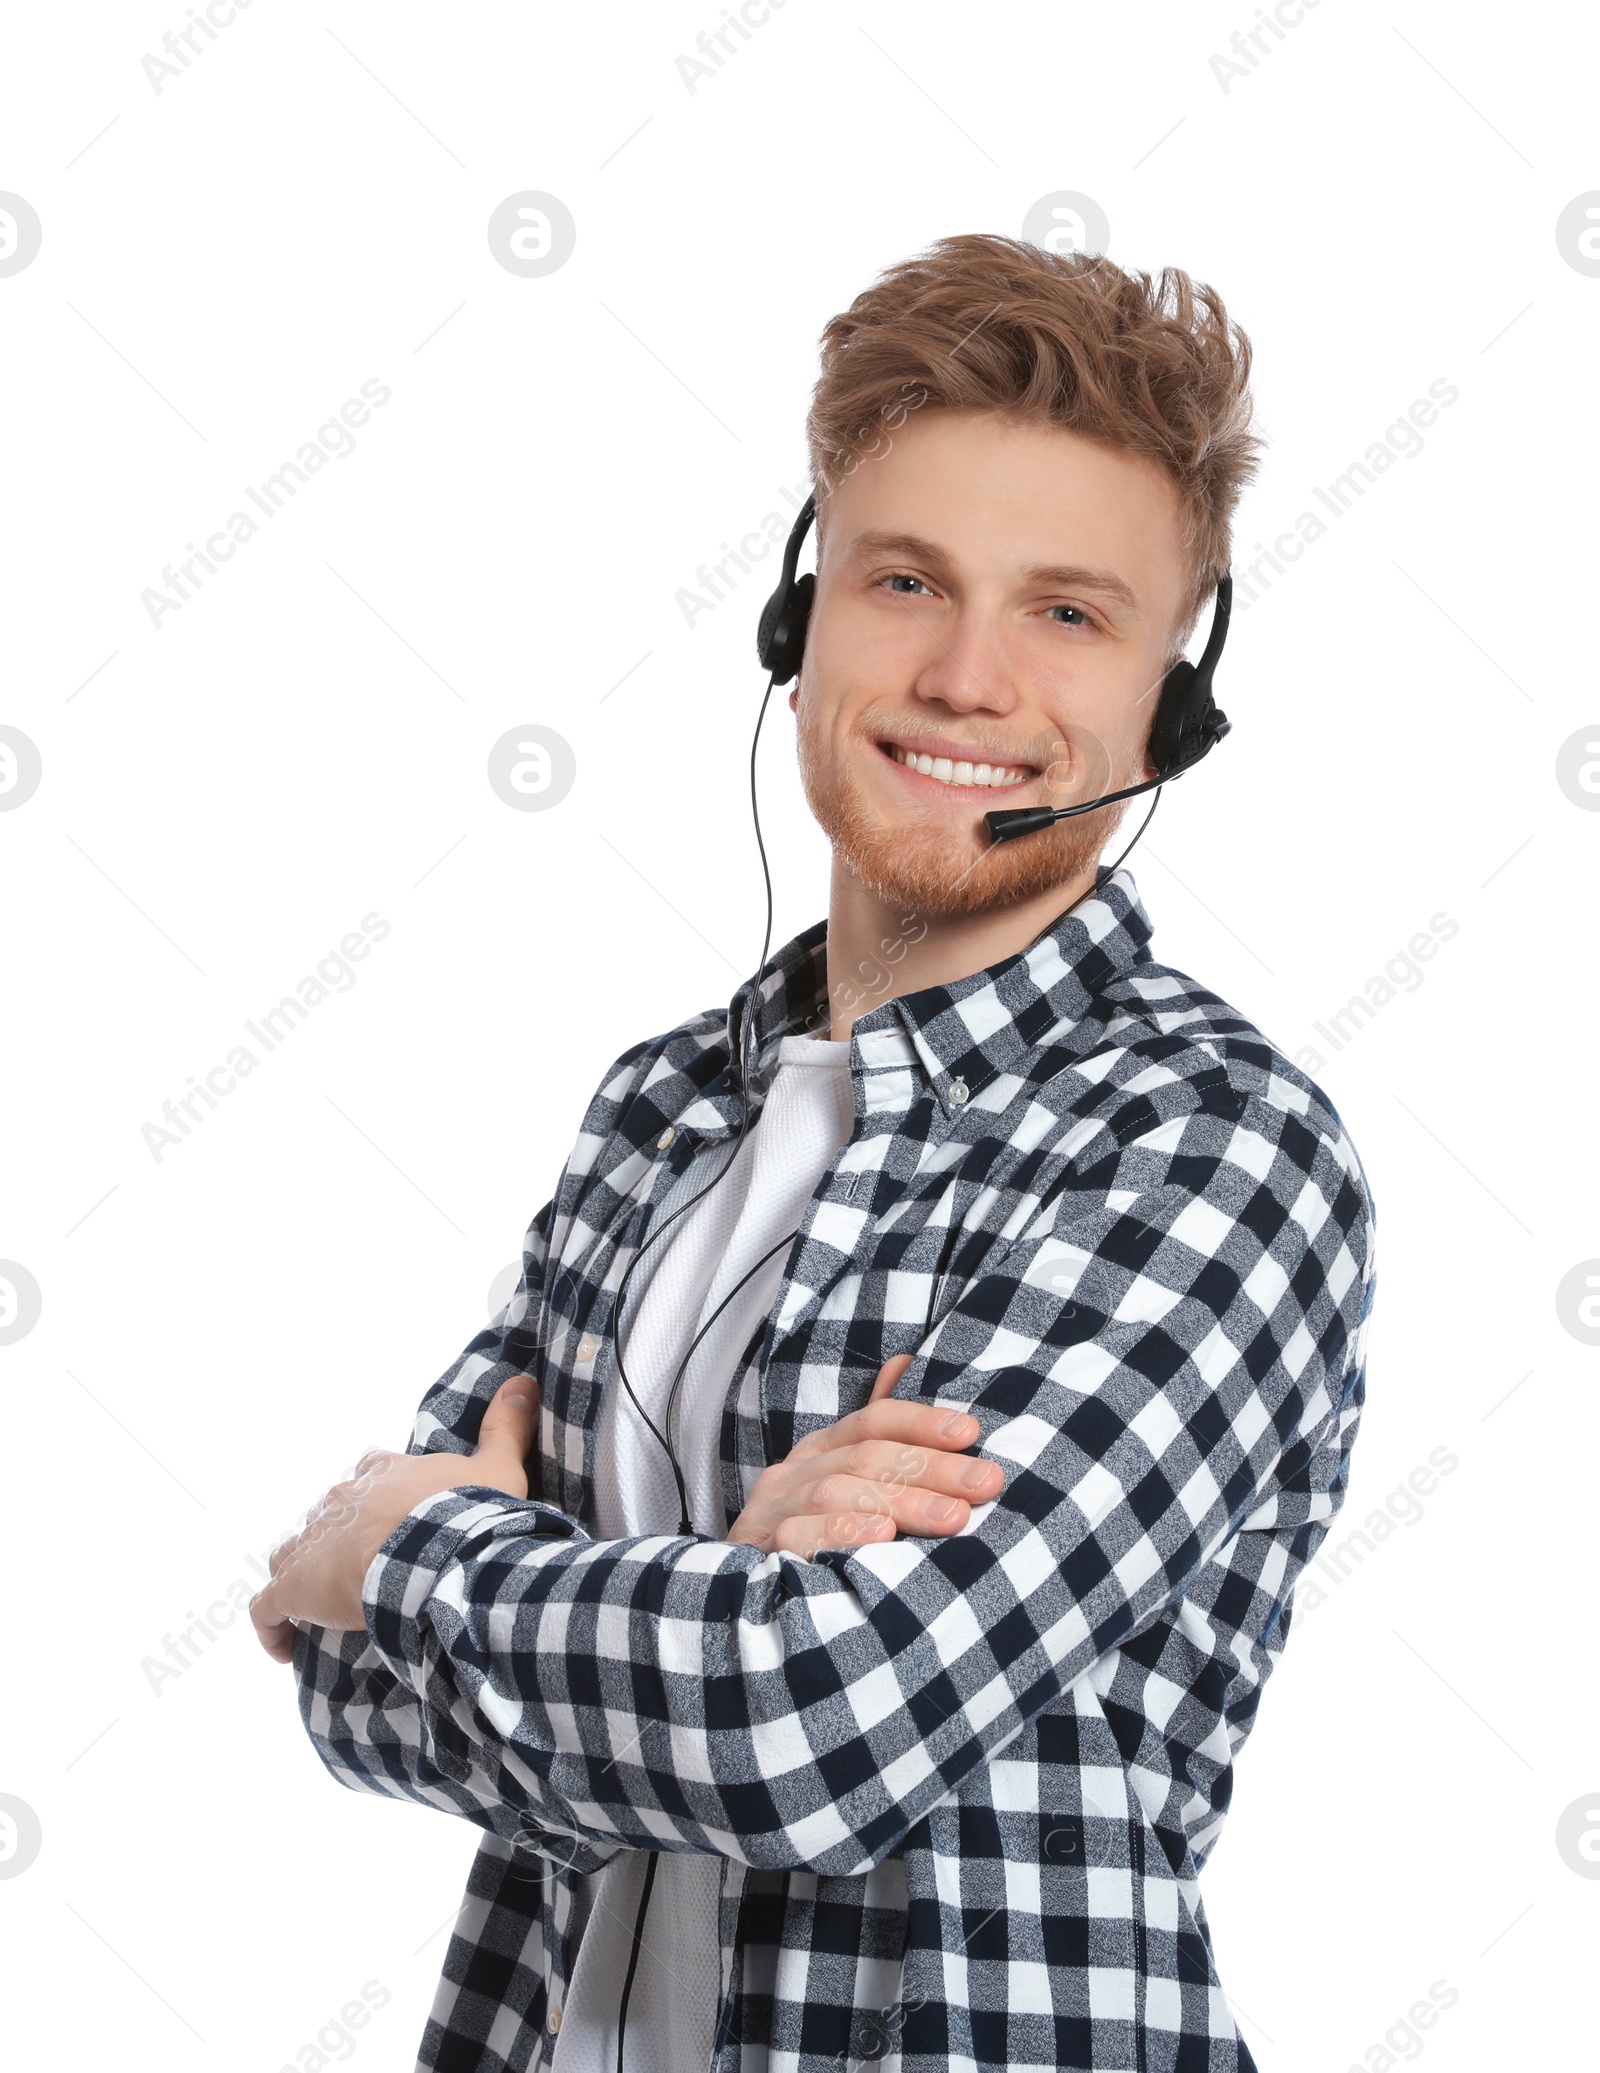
[839,529,1142,613]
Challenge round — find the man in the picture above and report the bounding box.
[254,235,1375,2073]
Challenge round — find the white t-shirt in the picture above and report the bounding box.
[551,1033,856,2073]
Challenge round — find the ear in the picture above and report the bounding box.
[788,682,800,713]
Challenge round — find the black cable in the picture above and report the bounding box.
[610,668,785,1536]
[662,1228,800,1533]
[613,1848,659,2073]
[1099,785,1161,885]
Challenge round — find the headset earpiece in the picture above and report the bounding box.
[986,572,1234,844]
[755,571,814,684]
[1145,575,1233,777]
[755,495,818,684]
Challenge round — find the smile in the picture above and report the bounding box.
[880,741,1036,791]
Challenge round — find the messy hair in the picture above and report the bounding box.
[805,233,1262,641]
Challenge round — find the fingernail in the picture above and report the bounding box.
[928,1497,962,1523]
[959,1459,996,1492]
[937,1409,976,1438]
[502,1386,536,1409]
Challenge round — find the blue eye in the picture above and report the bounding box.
[884,572,930,595]
[1049,604,1089,627]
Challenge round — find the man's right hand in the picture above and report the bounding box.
[726,1355,1003,1558]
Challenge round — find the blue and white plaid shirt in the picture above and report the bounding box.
[296,866,1376,2072]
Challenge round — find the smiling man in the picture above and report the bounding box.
[255,236,1376,2073]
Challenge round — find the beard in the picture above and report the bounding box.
[795,697,1134,918]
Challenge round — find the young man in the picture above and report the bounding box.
[254,236,1375,2073]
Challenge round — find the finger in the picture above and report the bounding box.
[735,1426,968,1540]
[740,1456,999,1546]
[799,1470,979,1539]
[473,1375,539,1485]
[869,1354,913,1403]
[772,1511,898,1559]
[790,1395,981,1462]
[249,1579,299,1665]
[842,1439,1004,1509]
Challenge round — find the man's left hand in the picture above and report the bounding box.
[249,1375,540,1665]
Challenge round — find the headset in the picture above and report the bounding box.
[609,489,1234,2071]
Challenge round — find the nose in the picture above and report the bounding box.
[903,598,1022,719]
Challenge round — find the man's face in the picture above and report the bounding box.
[793,408,1193,915]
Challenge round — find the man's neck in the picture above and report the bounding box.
[824,853,1101,1045]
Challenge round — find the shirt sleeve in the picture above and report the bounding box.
[298,1087,1374,1879]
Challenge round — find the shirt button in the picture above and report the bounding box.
[546,2008,563,2033]
[949,1078,969,1105]
[656,1126,676,1150]
[576,1335,597,1363]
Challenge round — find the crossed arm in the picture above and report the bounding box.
[250,1353,998,1656]
[253,1098,1372,1879]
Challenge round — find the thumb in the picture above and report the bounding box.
[869,1354,913,1403]
[473,1374,539,1490]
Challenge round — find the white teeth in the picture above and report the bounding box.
[890,745,1029,788]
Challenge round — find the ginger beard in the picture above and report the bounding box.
[795,693,1137,917]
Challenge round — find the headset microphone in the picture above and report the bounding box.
[756,494,1235,846]
[985,574,1232,842]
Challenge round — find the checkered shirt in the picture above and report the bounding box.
[294,866,1376,2072]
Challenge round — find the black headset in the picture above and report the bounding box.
[757,492,1233,843]
[610,488,1234,2072]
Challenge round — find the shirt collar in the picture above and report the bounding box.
[711,867,1153,1125]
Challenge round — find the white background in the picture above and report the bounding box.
[2,3,1596,2067]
